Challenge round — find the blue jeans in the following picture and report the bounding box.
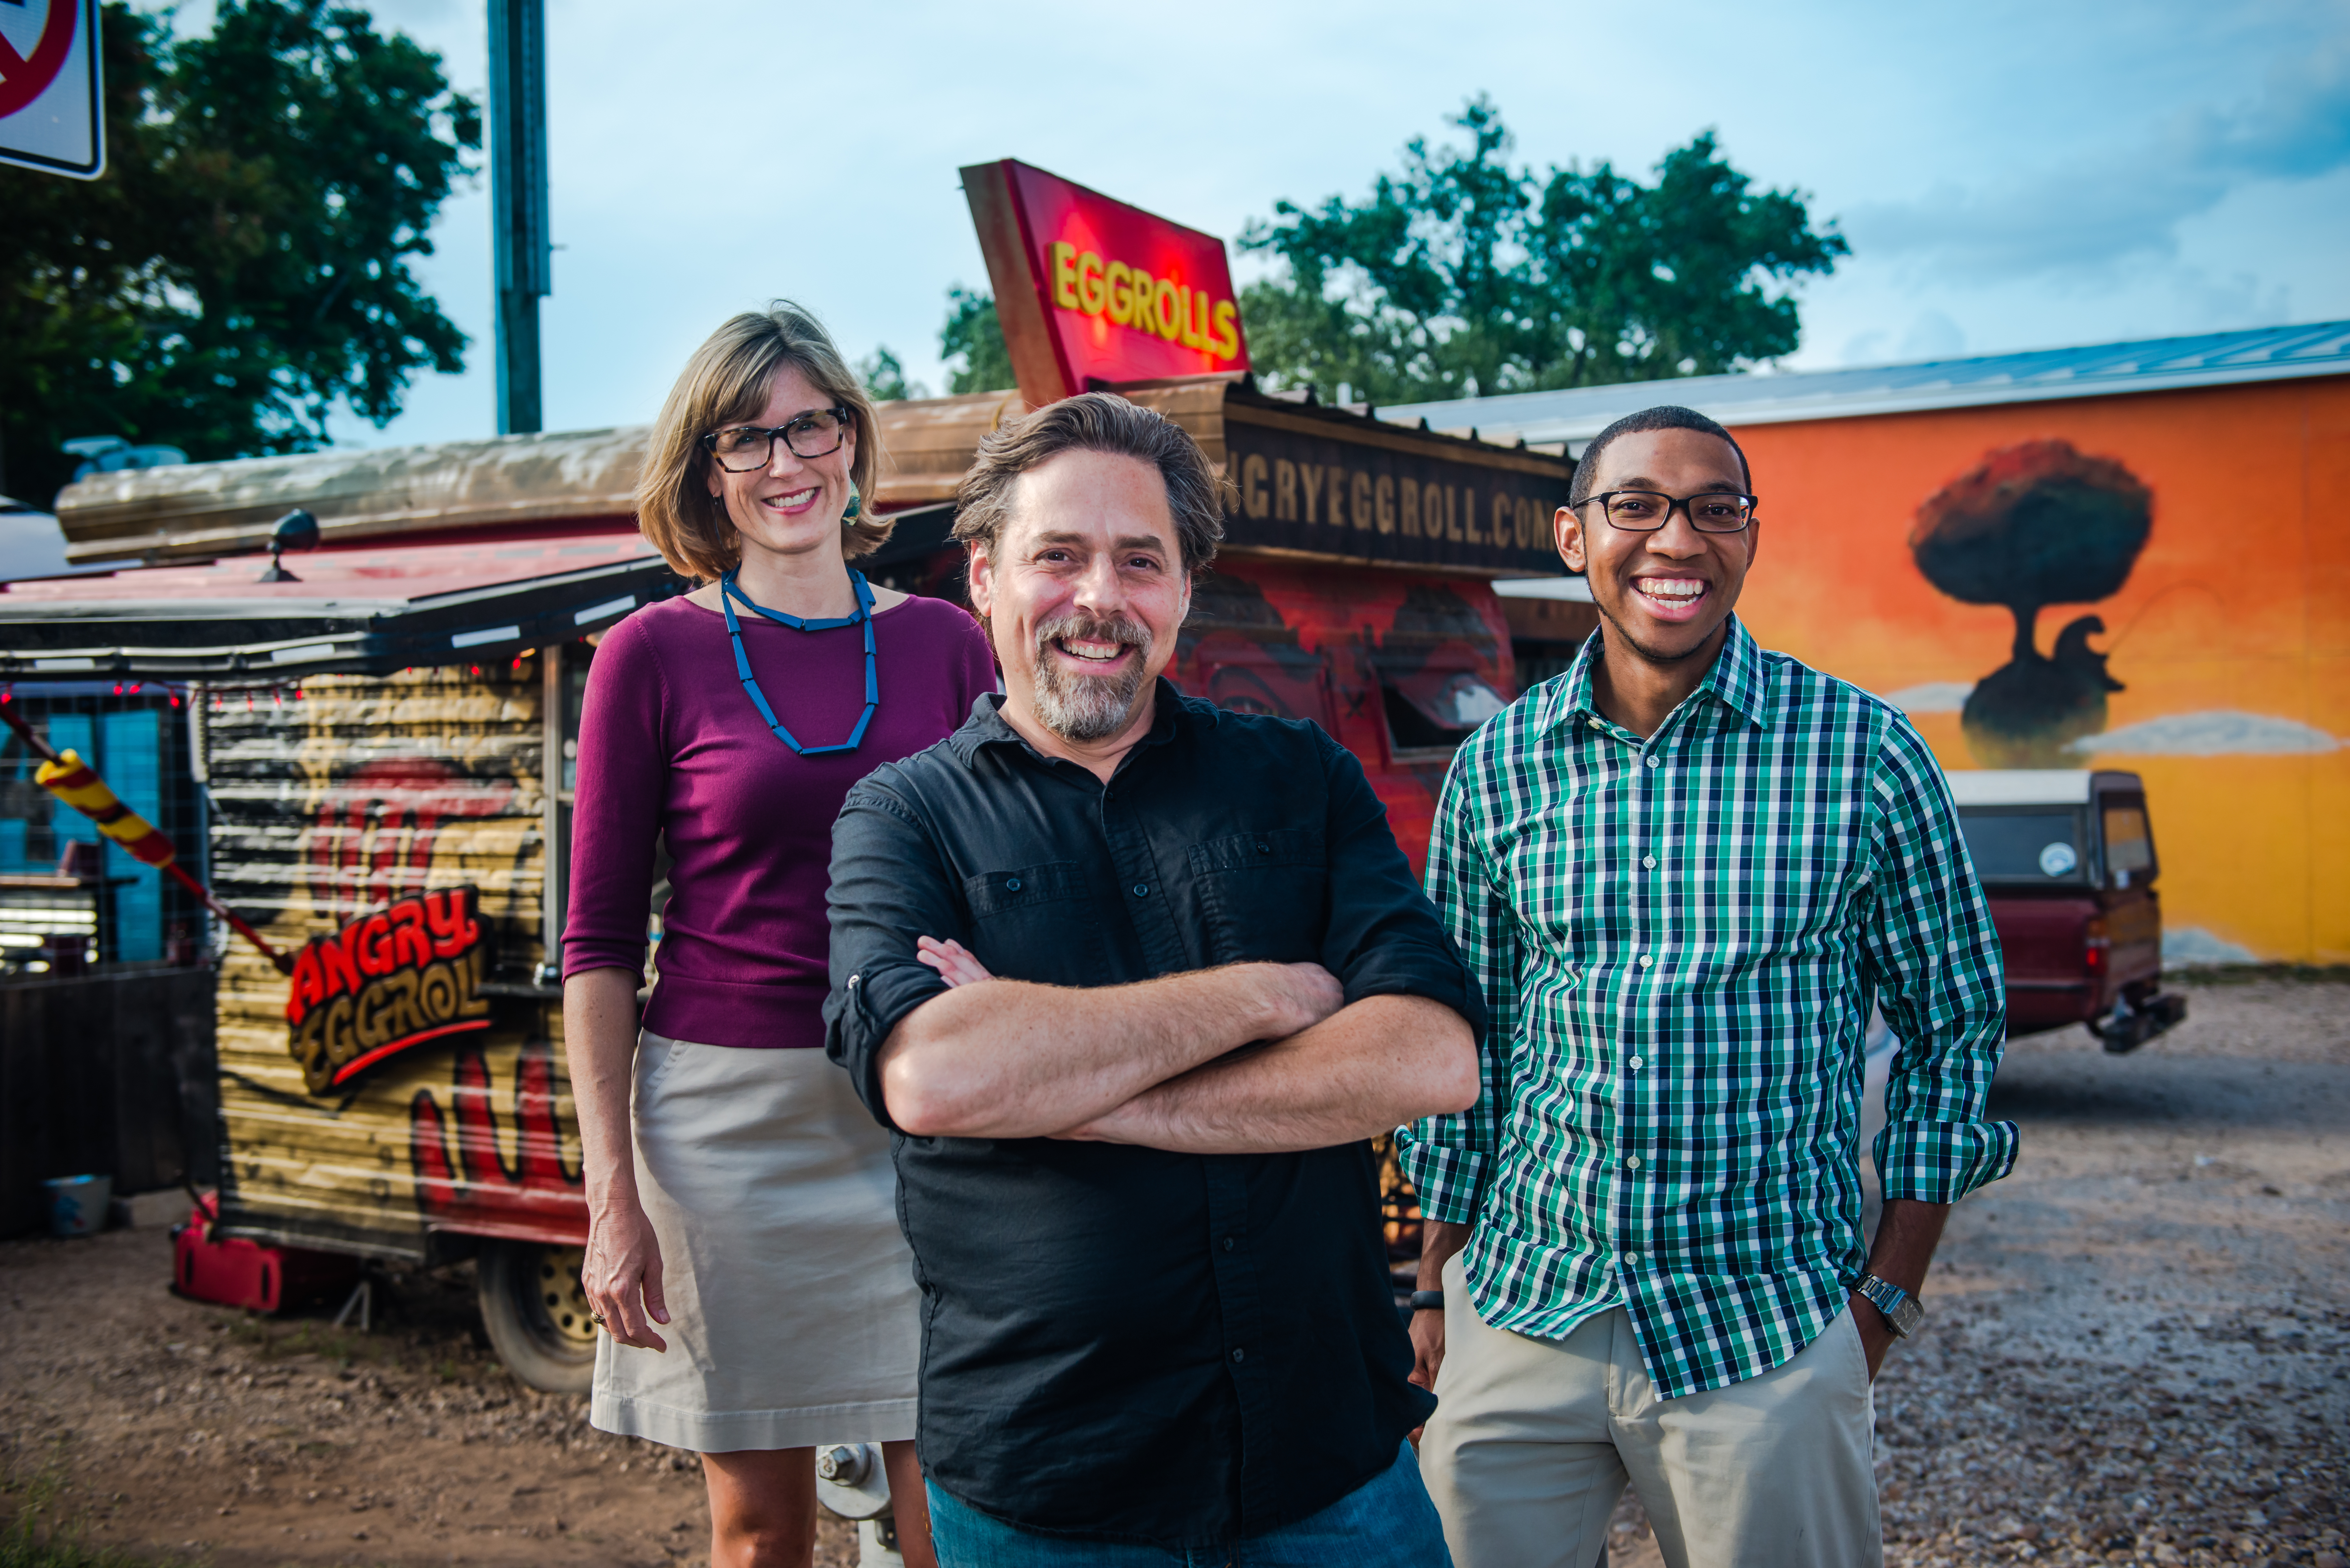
[926,1443,1454,1567]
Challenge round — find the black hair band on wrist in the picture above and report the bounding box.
[1409,1290,1444,1313]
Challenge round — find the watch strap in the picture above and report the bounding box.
[1409,1290,1444,1314]
[1856,1274,1924,1338]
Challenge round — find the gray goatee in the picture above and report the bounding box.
[1030,610,1153,742]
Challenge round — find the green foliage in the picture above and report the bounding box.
[2,1450,151,1568]
[856,345,925,403]
[1239,97,1848,404]
[0,1,480,504]
[939,285,1016,395]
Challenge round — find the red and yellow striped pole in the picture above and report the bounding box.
[2,701,292,973]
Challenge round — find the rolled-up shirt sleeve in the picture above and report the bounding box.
[1314,731,1487,1038]
[1864,720,2020,1203]
[823,773,965,1130]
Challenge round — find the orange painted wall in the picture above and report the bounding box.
[1723,375,2350,965]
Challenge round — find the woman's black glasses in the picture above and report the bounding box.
[703,407,852,472]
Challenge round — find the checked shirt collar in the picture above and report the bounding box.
[1541,612,1771,743]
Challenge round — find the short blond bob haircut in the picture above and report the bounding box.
[635,301,892,582]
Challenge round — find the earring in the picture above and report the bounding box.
[843,486,863,523]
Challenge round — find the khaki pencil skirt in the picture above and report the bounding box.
[589,1030,920,1452]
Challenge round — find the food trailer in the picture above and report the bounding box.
[1,188,1567,1383]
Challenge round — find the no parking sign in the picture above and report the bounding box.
[0,0,103,179]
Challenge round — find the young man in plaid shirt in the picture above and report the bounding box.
[1400,405,2017,1568]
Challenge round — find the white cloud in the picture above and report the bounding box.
[2071,711,2340,756]
[1884,681,1974,714]
[2163,927,2261,968]
[1848,34,2350,283]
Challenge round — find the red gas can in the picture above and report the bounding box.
[171,1195,359,1313]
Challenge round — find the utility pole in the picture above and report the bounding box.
[489,0,550,435]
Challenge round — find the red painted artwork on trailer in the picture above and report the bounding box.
[284,885,491,1093]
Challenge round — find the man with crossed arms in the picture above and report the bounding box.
[1401,404,2016,1567]
[825,393,1482,1565]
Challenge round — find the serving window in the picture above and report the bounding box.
[1380,663,1508,761]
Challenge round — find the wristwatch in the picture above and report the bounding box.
[1854,1274,1924,1338]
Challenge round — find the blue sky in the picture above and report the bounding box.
[177,0,2350,449]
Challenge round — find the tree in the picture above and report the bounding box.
[1239,98,1848,404]
[1910,439,2152,766]
[856,346,925,403]
[938,285,1016,395]
[0,1,479,504]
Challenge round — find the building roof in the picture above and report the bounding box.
[0,528,682,680]
[1378,320,2350,449]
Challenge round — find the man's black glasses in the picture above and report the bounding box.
[1578,490,1757,533]
[703,407,852,472]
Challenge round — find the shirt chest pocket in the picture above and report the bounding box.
[1188,828,1328,966]
[962,861,1106,986]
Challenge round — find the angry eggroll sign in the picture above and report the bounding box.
[284,886,491,1094]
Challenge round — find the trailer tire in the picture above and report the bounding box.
[478,1240,597,1394]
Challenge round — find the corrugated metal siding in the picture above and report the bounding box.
[208,660,583,1259]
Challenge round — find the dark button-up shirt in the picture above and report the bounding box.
[823,682,1482,1549]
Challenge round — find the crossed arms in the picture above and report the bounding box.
[880,937,1479,1151]
[825,742,1484,1153]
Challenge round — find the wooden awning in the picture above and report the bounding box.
[52,391,1031,567]
[50,378,1569,578]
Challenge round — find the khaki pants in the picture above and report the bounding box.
[1420,1254,1881,1568]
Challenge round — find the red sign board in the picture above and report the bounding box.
[963,159,1249,405]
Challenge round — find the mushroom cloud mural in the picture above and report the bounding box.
[1908,440,2153,767]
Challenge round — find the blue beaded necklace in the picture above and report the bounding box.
[718,567,878,755]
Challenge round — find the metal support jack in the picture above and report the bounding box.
[332,1277,373,1333]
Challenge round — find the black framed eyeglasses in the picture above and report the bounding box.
[1579,489,1757,533]
[702,407,852,472]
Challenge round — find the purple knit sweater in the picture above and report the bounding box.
[563,591,997,1048]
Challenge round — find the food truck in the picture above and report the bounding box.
[0,162,1570,1388]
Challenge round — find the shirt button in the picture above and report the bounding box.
[1642,855,1656,869]
[1005,878,1021,892]
[1639,954,1653,968]
[1625,1251,1641,1263]
[1221,1236,1236,1252]
[1587,718,1603,730]
[1133,883,1149,897]
[1644,756,1660,768]
[1627,1056,1644,1069]
[1626,1156,1641,1170]
[1230,1347,1246,1364]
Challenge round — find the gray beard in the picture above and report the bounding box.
[1030,611,1153,743]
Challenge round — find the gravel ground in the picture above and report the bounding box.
[4,975,2346,1567]
[0,1223,862,1567]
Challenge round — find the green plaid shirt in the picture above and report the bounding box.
[1398,617,2016,1399]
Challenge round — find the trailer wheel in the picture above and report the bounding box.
[478,1240,597,1394]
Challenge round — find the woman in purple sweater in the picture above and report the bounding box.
[565,302,994,1568]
